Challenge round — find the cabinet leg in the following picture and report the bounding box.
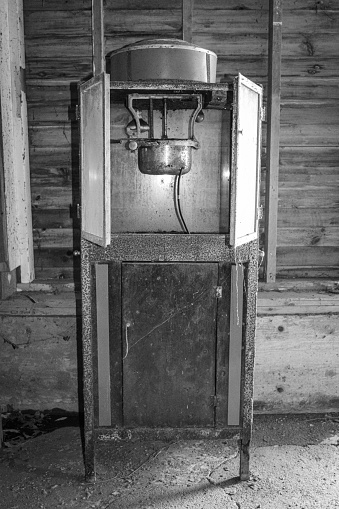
[84,432,95,482]
[239,438,250,481]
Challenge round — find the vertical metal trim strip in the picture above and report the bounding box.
[96,263,112,426]
[228,264,244,425]
[206,53,211,82]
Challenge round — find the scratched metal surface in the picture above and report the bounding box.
[121,262,218,427]
[81,236,258,479]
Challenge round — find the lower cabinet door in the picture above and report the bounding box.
[121,262,219,428]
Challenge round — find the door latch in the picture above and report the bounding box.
[210,395,219,407]
[215,286,222,299]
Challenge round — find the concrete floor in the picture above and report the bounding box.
[0,413,338,508]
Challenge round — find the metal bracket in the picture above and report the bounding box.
[75,105,80,121]
[260,106,266,121]
[215,286,223,299]
[209,89,229,109]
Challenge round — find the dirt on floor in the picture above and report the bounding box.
[0,412,338,509]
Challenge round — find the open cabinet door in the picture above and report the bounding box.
[230,74,262,247]
[79,72,110,247]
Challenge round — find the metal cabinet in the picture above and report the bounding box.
[79,72,263,481]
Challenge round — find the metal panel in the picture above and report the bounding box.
[95,263,111,426]
[121,263,218,427]
[80,72,110,247]
[111,107,223,233]
[230,74,263,247]
[228,264,244,426]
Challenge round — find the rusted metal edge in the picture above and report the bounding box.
[96,427,241,442]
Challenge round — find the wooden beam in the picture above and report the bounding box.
[92,0,105,75]
[0,0,34,284]
[264,0,282,282]
[182,0,193,43]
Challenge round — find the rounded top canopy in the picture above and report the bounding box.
[108,38,217,83]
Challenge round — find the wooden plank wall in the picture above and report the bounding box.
[23,0,339,280]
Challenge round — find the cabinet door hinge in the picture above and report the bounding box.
[75,104,80,121]
[258,205,264,220]
[215,286,223,299]
[260,106,266,121]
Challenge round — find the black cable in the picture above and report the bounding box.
[174,169,190,234]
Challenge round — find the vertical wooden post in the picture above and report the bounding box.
[182,0,193,43]
[92,0,105,76]
[0,0,34,286]
[264,0,282,282]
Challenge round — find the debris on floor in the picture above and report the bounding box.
[0,413,338,508]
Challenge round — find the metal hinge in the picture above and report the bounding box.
[258,205,263,220]
[75,104,80,121]
[260,106,266,121]
[76,203,81,219]
[215,286,223,299]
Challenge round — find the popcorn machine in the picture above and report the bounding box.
[79,39,263,481]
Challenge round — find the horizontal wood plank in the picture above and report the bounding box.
[33,228,77,249]
[25,9,181,37]
[29,125,73,149]
[277,188,339,208]
[24,0,182,10]
[281,101,339,125]
[258,291,339,315]
[32,209,75,229]
[279,146,339,168]
[277,208,339,228]
[255,313,339,413]
[275,267,339,279]
[281,77,339,100]
[34,266,79,280]
[194,0,339,11]
[277,246,339,267]
[279,124,339,146]
[277,227,339,247]
[193,10,338,35]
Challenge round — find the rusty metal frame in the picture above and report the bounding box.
[81,234,258,481]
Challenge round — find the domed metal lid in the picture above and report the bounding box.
[107,38,217,59]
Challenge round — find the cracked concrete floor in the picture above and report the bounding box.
[0,413,338,509]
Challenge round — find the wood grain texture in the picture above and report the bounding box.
[1,287,338,413]
[22,0,339,277]
[255,313,339,413]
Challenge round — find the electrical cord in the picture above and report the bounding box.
[174,169,190,234]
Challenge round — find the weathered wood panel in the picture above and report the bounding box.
[278,227,339,248]
[282,78,339,100]
[277,246,339,267]
[23,0,339,277]
[194,0,338,11]
[0,314,78,411]
[33,228,75,249]
[279,146,339,168]
[277,208,339,228]
[1,287,338,413]
[255,313,339,413]
[32,209,74,229]
[31,186,73,208]
[278,188,339,208]
[258,291,339,315]
[279,124,338,147]
[276,267,339,279]
[29,125,73,149]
